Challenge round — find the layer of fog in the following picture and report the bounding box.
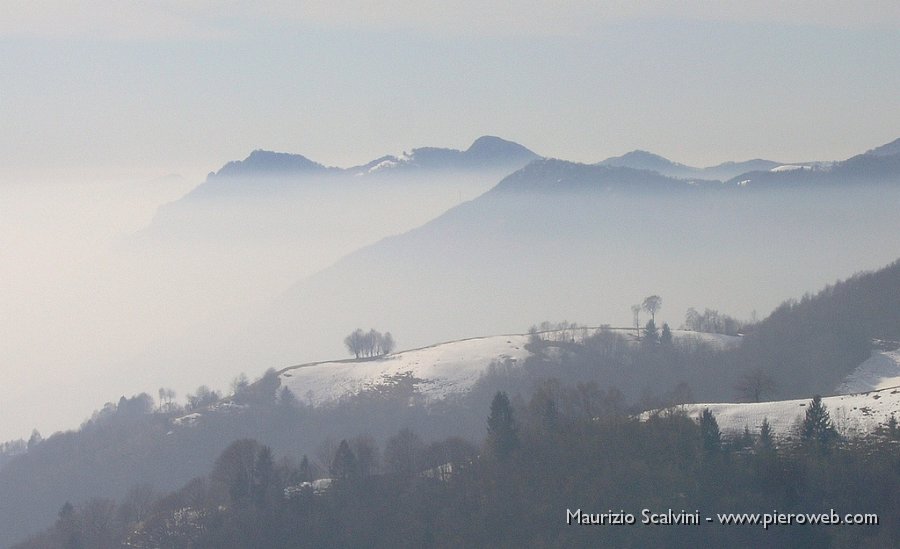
[1,175,191,442]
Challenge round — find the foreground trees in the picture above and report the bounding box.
[15,384,898,549]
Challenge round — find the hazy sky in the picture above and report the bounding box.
[2,2,900,183]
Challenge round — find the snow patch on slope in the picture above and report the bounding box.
[837,351,900,394]
[672,330,741,348]
[366,158,402,173]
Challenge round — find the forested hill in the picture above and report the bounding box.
[737,259,900,398]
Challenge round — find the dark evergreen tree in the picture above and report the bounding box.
[330,439,358,480]
[801,395,838,451]
[384,429,424,477]
[212,439,261,505]
[350,435,380,477]
[740,425,753,449]
[888,414,899,440]
[699,408,721,454]
[252,446,275,507]
[487,391,519,461]
[758,417,774,451]
[643,319,659,343]
[278,386,298,409]
[27,429,42,450]
[298,454,312,483]
[660,322,673,345]
[539,397,559,432]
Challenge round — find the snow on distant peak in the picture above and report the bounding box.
[367,158,402,173]
[770,164,810,172]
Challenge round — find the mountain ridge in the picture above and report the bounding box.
[183,134,900,197]
[597,149,781,181]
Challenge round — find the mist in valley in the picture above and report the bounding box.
[0,158,530,442]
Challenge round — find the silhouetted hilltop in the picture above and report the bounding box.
[492,157,718,194]
[598,149,780,180]
[211,149,331,179]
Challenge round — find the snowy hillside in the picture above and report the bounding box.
[669,387,900,439]
[277,329,740,407]
[279,334,534,405]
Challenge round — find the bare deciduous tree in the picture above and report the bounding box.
[631,305,641,339]
[734,369,776,402]
[642,295,662,322]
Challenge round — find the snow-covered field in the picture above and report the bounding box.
[278,334,534,405]
[669,388,900,439]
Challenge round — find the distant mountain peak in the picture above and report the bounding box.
[599,150,685,171]
[371,136,538,172]
[212,150,328,179]
[464,135,538,160]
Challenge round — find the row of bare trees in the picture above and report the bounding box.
[344,328,395,359]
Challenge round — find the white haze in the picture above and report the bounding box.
[1,175,190,441]
[0,171,500,442]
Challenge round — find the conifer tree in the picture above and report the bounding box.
[487,391,519,461]
[330,440,358,480]
[660,322,673,345]
[758,417,774,451]
[298,454,312,483]
[643,319,659,343]
[699,408,721,454]
[801,395,838,450]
